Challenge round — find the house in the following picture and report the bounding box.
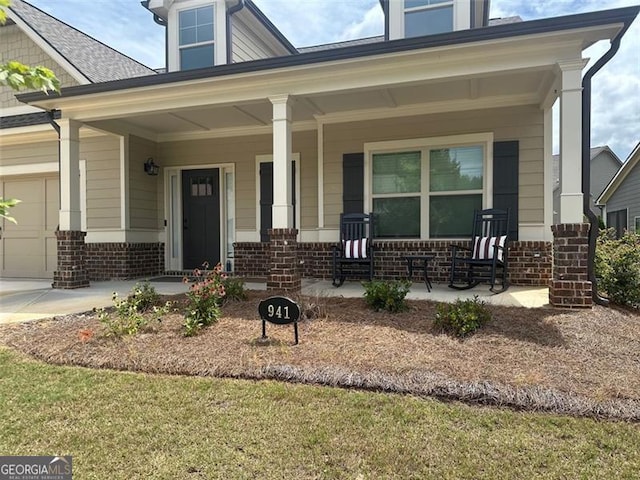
[1,0,638,308]
[552,146,623,224]
[597,141,640,237]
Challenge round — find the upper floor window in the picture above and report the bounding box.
[179,5,215,70]
[404,0,453,38]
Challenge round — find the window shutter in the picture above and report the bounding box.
[343,153,364,214]
[259,162,273,242]
[259,161,296,242]
[493,141,519,240]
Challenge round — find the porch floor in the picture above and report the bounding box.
[250,279,550,309]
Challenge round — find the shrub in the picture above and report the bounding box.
[222,276,247,302]
[183,262,227,336]
[98,282,171,336]
[595,229,640,308]
[434,296,491,337]
[363,280,411,313]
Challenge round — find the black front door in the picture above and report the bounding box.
[182,168,220,270]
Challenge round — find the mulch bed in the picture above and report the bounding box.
[2,291,639,420]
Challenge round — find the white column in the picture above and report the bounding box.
[269,95,293,229]
[558,59,586,223]
[58,118,82,231]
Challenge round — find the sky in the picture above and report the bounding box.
[23,0,640,160]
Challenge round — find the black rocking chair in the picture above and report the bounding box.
[448,208,510,293]
[332,213,375,287]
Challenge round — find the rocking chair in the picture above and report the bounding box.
[332,213,375,287]
[448,208,510,293]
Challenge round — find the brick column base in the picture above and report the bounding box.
[53,230,89,289]
[267,228,300,292]
[549,223,592,308]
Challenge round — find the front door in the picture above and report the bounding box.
[182,169,220,270]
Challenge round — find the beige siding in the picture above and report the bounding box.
[0,24,80,109]
[230,16,283,63]
[82,135,121,230]
[159,130,318,231]
[129,135,161,230]
[0,140,58,167]
[323,105,544,228]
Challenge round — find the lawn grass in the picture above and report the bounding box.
[1,347,639,479]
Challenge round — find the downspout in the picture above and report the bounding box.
[581,22,632,306]
[46,110,61,206]
[227,0,246,64]
[140,0,168,71]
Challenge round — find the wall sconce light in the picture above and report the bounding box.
[144,157,160,176]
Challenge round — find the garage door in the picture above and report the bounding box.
[1,175,59,278]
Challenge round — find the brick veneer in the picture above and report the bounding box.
[234,239,552,287]
[549,224,592,308]
[267,228,301,292]
[53,230,89,289]
[85,243,164,280]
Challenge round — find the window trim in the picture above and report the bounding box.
[388,0,471,40]
[167,0,227,72]
[364,133,493,240]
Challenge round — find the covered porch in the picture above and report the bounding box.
[16,13,627,307]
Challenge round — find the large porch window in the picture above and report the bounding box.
[367,134,491,239]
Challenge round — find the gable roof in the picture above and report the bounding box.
[552,145,623,188]
[597,141,640,205]
[17,5,640,104]
[7,0,156,84]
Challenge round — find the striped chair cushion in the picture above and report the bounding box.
[344,238,368,259]
[472,235,507,262]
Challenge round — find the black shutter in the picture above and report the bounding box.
[343,153,364,214]
[493,141,519,240]
[260,161,296,242]
[259,162,273,242]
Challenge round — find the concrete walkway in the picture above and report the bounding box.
[0,277,549,325]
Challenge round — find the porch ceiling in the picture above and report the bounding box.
[95,67,553,139]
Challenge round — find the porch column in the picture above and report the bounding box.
[557,59,586,223]
[269,95,294,228]
[53,118,89,289]
[267,95,299,292]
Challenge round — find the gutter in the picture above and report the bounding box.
[581,14,636,306]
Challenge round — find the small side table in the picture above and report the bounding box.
[404,255,434,292]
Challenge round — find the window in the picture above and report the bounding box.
[635,216,640,233]
[606,209,628,238]
[404,0,453,38]
[179,5,214,70]
[368,136,489,239]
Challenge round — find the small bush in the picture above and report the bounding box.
[98,282,171,336]
[183,262,227,336]
[222,276,247,302]
[363,280,411,313]
[595,229,640,308]
[434,296,491,337]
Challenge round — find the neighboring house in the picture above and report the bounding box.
[1,0,638,308]
[597,141,640,237]
[552,146,623,224]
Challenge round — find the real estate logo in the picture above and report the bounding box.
[0,456,72,480]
